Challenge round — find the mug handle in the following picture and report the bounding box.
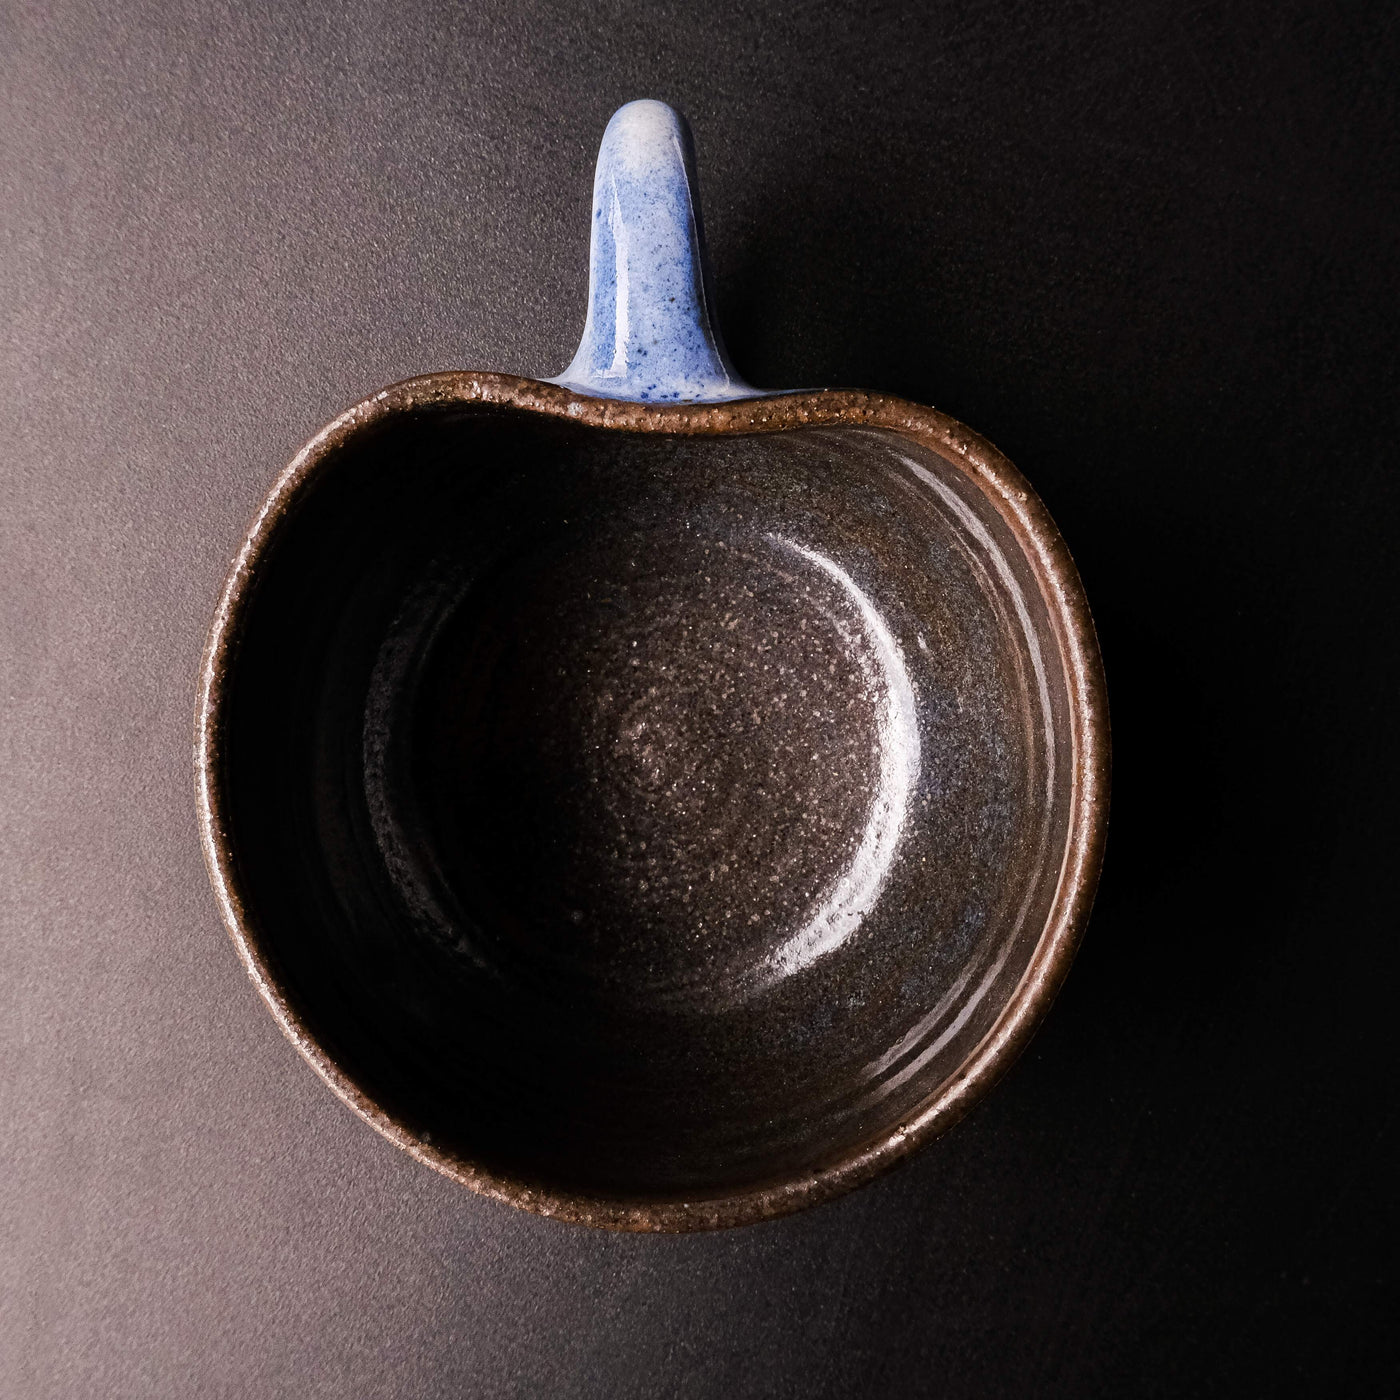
[550,100,761,405]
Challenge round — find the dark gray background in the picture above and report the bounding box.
[2,1,1396,1395]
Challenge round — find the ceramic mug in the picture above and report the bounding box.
[196,100,1109,1231]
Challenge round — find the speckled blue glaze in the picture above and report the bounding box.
[551,100,762,404]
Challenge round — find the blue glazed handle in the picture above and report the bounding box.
[550,100,762,404]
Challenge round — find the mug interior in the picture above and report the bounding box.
[217,404,1075,1201]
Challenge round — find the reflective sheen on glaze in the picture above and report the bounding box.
[195,101,1109,1232]
[761,535,921,983]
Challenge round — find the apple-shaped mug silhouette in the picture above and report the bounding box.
[196,100,1108,1231]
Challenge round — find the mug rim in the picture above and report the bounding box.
[194,371,1110,1232]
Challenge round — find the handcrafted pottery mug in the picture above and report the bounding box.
[196,100,1108,1230]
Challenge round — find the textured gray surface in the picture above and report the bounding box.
[2,0,1396,1395]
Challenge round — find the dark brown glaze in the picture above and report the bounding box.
[195,374,1109,1231]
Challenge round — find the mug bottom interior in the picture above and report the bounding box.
[219,404,1074,1200]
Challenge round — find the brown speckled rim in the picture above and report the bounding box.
[194,373,1110,1232]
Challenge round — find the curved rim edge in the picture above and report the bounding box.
[194,372,1111,1232]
